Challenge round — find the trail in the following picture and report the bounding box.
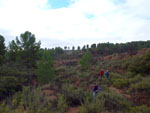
[109,85,131,99]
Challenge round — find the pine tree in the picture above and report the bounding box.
[36,51,55,84]
[0,35,6,64]
[72,46,75,51]
[77,46,80,51]
[16,31,41,67]
[80,51,91,71]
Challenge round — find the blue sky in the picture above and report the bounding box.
[0,0,150,48]
[85,13,95,19]
[48,0,71,9]
[113,0,126,5]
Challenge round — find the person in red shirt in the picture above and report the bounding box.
[100,69,104,78]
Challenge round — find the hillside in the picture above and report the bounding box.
[1,33,150,113]
[1,47,150,113]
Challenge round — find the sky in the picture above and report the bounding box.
[0,0,150,48]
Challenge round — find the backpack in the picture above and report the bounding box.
[93,85,98,91]
[93,86,101,93]
[105,72,109,76]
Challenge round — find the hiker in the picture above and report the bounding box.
[100,69,104,78]
[105,70,109,79]
[91,83,101,101]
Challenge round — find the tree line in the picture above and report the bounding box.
[1,32,150,64]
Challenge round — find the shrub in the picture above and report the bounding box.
[130,77,150,91]
[78,98,104,113]
[96,78,110,86]
[57,94,68,113]
[112,78,129,89]
[110,72,123,79]
[128,75,143,84]
[129,52,150,76]
[129,105,150,113]
[78,71,91,78]
[78,89,131,113]
[55,66,66,74]
[0,86,56,113]
[125,71,135,78]
[99,90,131,112]
[80,81,88,87]
[121,60,130,69]
[0,76,21,100]
[0,64,29,76]
[60,78,74,84]
[62,84,86,106]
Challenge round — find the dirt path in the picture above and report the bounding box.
[109,85,131,99]
[66,107,79,113]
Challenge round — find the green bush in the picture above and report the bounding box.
[55,66,66,74]
[0,102,10,113]
[78,89,131,113]
[66,67,77,76]
[80,81,88,87]
[110,72,123,79]
[129,52,150,76]
[62,84,86,106]
[0,65,35,100]
[60,78,74,84]
[129,105,150,113]
[57,94,68,113]
[125,71,135,78]
[96,77,110,86]
[99,90,131,112]
[128,75,143,84]
[0,65,28,76]
[78,98,104,113]
[0,76,21,100]
[112,78,129,88]
[121,59,131,69]
[0,87,56,113]
[78,71,91,78]
[130,77,150,91]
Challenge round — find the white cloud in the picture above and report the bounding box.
[0,0,149,48]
